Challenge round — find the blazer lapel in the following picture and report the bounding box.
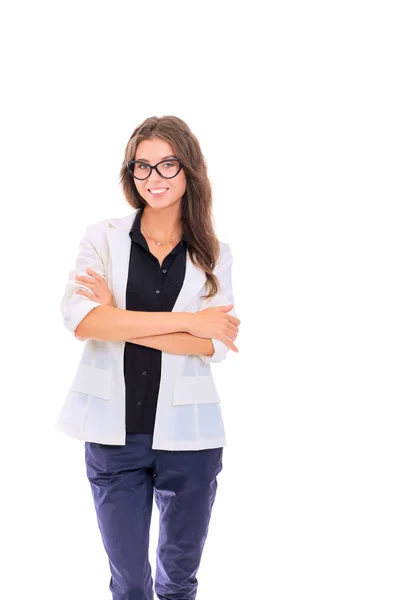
[173,252,206,313]
[106,210,207,313]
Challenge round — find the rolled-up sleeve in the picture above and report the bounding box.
[198,243,238,364]
[60,224,105,338]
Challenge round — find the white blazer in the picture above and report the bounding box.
[55,209,238,450]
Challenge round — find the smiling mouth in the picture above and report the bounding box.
[147,188,169,196]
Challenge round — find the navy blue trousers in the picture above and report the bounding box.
[84,433,223,600]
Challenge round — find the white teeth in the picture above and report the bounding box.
[149,188,168,194]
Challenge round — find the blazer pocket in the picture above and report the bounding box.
[70,363,111,401]
[172,375,221,406]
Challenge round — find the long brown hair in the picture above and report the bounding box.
[119,115,221,300]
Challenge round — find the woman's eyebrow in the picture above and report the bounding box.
[135,155,177,162]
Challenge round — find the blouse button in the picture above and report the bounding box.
[155,290,160,294]
[162,269,167,273]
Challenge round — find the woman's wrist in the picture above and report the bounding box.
[176,311,193,333]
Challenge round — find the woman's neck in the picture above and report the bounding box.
[141,205,183,241]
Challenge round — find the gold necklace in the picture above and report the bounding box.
[141,223,182,247]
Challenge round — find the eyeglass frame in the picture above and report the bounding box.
[126,158,184,180]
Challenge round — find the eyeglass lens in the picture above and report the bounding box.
[132,160,180,180]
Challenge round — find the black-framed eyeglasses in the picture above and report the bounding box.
[126,158,183,180]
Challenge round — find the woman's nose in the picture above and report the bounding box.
[148,167,163,183]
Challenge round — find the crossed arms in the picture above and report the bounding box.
[123,331,215,356]
[63,226,237,361]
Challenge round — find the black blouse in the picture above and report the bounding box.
[124,207,187,433]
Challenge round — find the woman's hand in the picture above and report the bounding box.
[187,304,240,352]
[75,268,115,307]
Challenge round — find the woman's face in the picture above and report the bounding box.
[133,138,187,210]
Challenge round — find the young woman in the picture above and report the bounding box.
[56,115,240,600]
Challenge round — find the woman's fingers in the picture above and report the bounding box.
[228,315,241,326]
[75,270,108,294]
[225,324,238,340]
[229,328,238,341]
[75,275,93,281]
[223,336,238,352]
[76,270,103,284]
[86,268,104,280]
[75,276,95,287]
[75,270,114,307]
[76,269,104,284]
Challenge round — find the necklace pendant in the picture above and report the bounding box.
[156,241,161,246]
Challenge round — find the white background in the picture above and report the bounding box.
[1,1,399,599]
